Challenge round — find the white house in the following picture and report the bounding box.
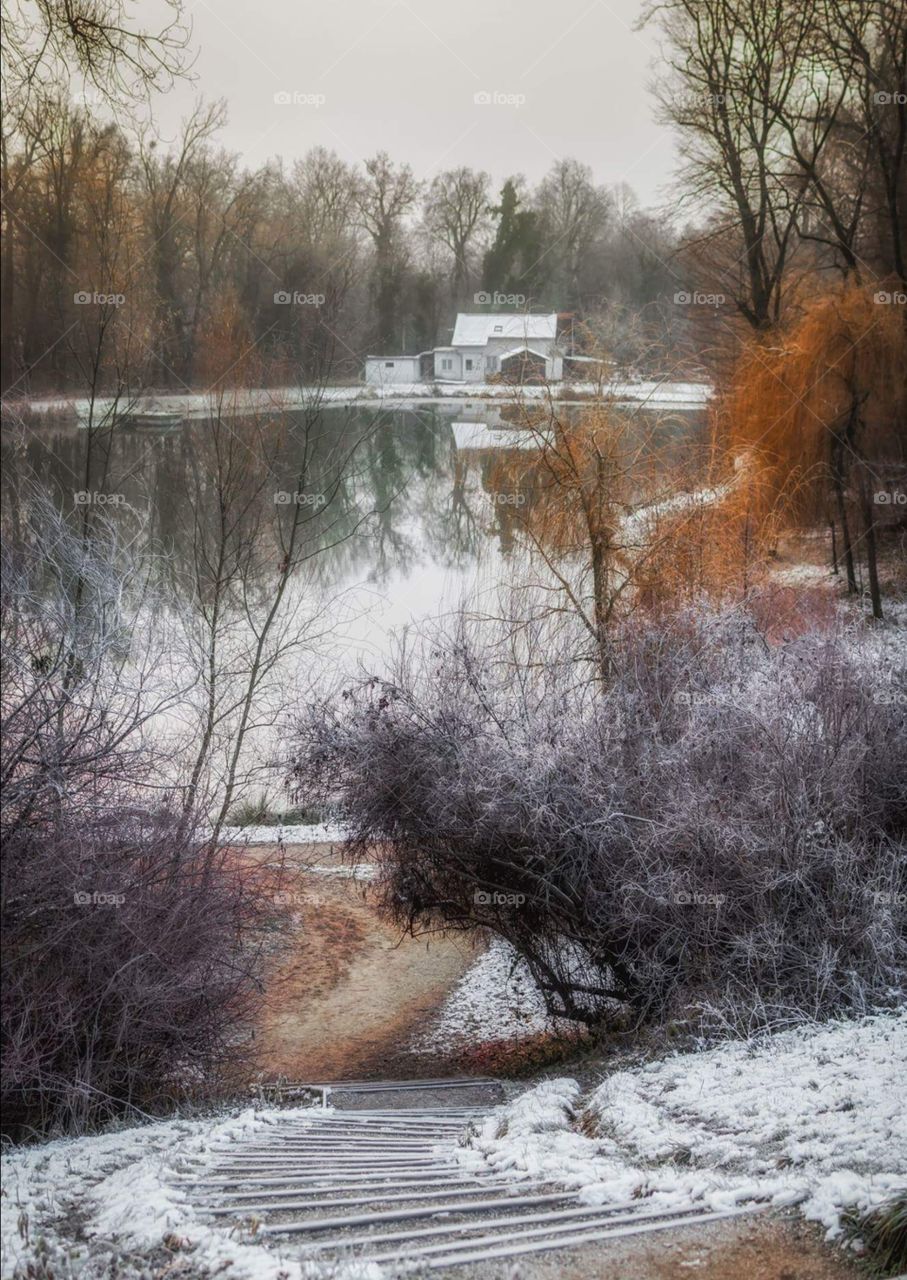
[364,313,564,386]
[433,314,562,384]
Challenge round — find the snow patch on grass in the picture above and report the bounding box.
[459,1012,907,1242]
[0,1107,379,1279]
[219,822,345,846]
[411,938,572,1052]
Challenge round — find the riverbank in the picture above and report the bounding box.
[2,379,712,424]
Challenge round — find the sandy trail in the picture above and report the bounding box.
[248,845,476,1081]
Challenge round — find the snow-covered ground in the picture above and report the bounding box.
[218,821,345,846]
[6,379,711,423]
[0,1108,354,1280]
[458,1012,906,1245]
[308,862,377,880]
[3,1014,902,1278]
[412,938,573,1052]
[3,1013,900,1274]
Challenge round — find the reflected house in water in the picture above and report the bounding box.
[365,312,567,386]
[451,421,542,452]
[450,403,550,453]
[450,414,542,556]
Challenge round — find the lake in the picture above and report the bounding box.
[2,398,709,666]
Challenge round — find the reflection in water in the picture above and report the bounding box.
[2,401,708,803]
[1,401,707,661]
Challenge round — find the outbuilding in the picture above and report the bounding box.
[364,355,422,386]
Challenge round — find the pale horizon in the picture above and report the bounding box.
[147,0,675,206]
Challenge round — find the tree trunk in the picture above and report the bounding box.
[857,465,884,621]
[831,440,857,593]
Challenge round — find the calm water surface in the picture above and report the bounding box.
[2,401,708,668]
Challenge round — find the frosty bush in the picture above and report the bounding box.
[295,605,906,1029]
[1,504,279,1136]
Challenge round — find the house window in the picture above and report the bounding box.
[384,361,394,368]
[486,356,496,371]
[465,358,474,371]
[442,358,452,370]
[493,325,503,333]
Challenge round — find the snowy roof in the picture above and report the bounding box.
[452,313,558,347]
[499,346,548,360]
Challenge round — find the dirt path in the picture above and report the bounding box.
[248,845,477,1081]
[436,1213,864,1280]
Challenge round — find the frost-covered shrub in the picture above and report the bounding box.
[294,605,906,1029]
[1,506,280,1136]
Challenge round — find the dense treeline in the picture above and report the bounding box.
[4,1,903,394]
[0,101,684,391]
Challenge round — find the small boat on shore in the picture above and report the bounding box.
[121,409,185,429]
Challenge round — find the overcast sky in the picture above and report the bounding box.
[152,0,677,206]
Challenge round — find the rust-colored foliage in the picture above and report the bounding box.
[717,282,906,616]
[722,282,906,520]
[631,456,783,612]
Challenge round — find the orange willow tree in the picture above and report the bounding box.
[722,283,907,619]
[484,399,733,680]
[629,454,784,616]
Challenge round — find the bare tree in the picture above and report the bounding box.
[535,159,611,311]
[168,318,398,837]
[136,99,225,384]
[818,0,907,287]
[1,495,283,1136]
[355,151,422,351]
[645,0,813,329]
[481,394,724,682]
[1,0,192,108]
[424,166,491,308]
